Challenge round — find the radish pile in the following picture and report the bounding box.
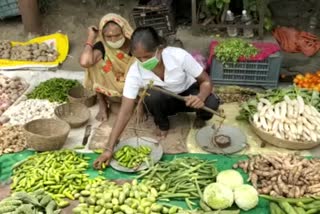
[253,95,320,143]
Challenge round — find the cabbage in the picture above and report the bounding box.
[216,169,244,190]
[234,184,259,211]
[203,183,234,210]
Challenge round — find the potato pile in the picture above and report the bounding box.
[0,75,28,117]
[0,40,59,62]
[234,154,320,198]
[0,125,27,155]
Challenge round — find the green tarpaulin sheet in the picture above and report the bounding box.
[0,150,269,213]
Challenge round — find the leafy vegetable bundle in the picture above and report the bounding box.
[215,39,258,64]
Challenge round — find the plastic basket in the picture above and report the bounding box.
[0,0,20,19]
[210,52,283,88]
[132,5,176,36]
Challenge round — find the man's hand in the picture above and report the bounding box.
[87,25,99,40]
[185,95,205,109]
[93,150,112,169]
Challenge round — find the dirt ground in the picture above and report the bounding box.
[0,0,277,72]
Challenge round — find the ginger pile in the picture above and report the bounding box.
[0,126,27,155]
[0,40,59,62]
[233,154,320,198]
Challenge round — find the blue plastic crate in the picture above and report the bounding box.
[0,0,20,19]
[210,52,283,88]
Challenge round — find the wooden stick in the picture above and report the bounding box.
[150,85,225,118]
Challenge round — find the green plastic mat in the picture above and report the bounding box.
[0,150,269,213]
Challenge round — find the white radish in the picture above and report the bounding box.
[310,131,318,142]
[309,105,320,117]
[304,105,312,117]
[259,105,270,117]
[280,101,287,120]
[278,121,285,133]
[259,98,271,106]
[266,119,273,131]
[257,102,264,111]
[302,117,315,131]
[260,117,268,130]
[265,105,275,121]
[303,132,312,142]
[272,120,279,132]
[284,123,290,132]
[287,104,294,118]
[297,96,305,115]
[289,123,298,135]
[274,103,281,119]
[253,113,259,124]
[275,131,282,139]
[284,95,292,104]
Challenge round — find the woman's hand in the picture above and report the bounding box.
[87,25,99,40]
[93,150,112,169]
[185,95,205,109]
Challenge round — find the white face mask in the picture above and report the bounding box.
[106,37,125,49]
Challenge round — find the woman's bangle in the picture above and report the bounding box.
[85,42,93,48]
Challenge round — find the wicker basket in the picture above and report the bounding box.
[68,86,96,107]
[54,103,90,128]
[23,119,70,151]
[250,120,319,150]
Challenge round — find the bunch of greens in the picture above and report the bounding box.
[236,86,320,121]
[215,38,258,64]
[27,78,80,103]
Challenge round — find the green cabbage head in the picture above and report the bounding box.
[203,183,234,210]
[234,184,259,211]
[216,169,244,190]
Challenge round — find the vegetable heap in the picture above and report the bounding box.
[0,190,61,214]
[0,75,28,117]
[137,157,218,208]
[27,78,80,103]
[114,145,151,168]
[238,87,320,142]
[215,38,258,64]
[0,125,27,155]
[72,179,182,214]
[11,150,102,207]
[0,40,59,62]
[202,170,258,211]
[2,99,59,125]
[294,72,320,92]
[233,154,320,198]
[264,195,320,214]
[252,96,320,142]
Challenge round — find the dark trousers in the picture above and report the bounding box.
[144,83,220,131]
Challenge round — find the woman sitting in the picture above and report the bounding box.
[94,26,220,169]
[80,13,135,121]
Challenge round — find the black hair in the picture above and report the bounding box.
[130,26,166,53]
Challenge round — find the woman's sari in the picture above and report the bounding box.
[84,13,135,97]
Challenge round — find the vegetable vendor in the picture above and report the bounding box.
[94,26,220,169]
[80,13,136,121]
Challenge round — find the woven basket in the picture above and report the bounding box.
[54,103,90,128]
[23,119,70,151]
[250,120,319,150]
[68,86,96,107]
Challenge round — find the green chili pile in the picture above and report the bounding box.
[27,78,80,103]
[11,150,103,207]
[114,145,151,168]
